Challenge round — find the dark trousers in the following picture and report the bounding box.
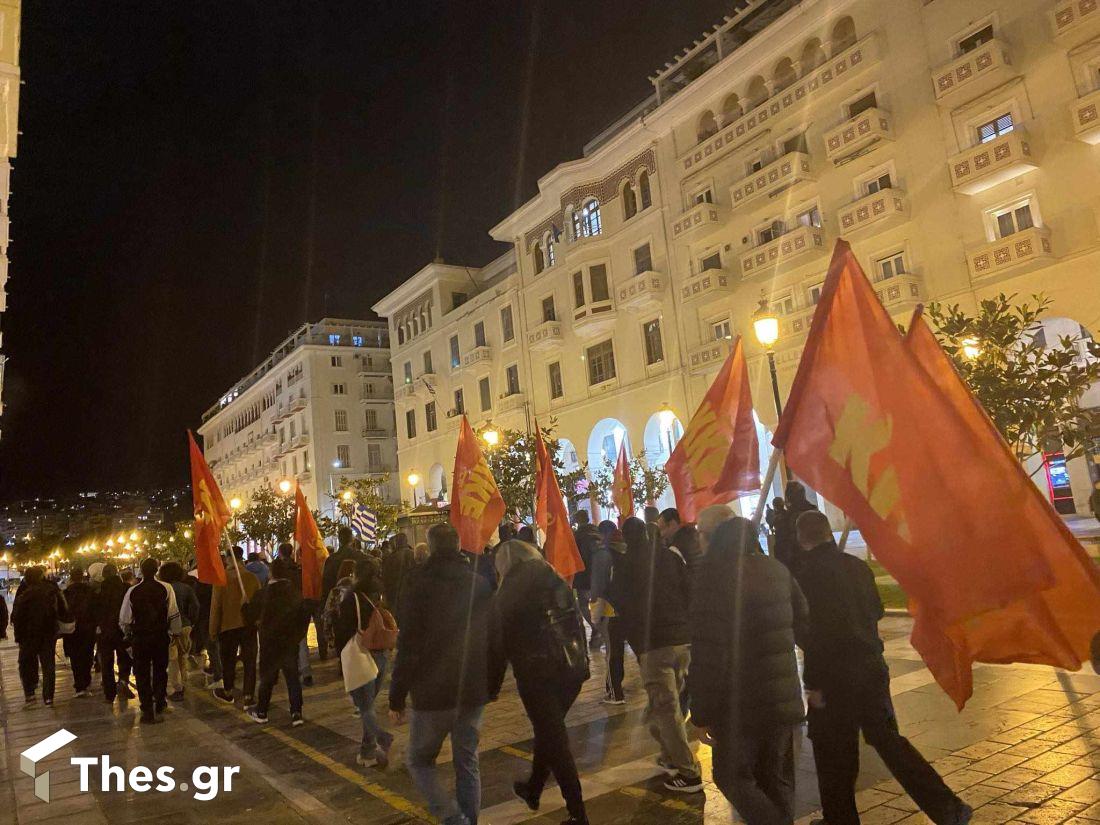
[605,616,626,700]
[256,644,303,715]
[713,725,795,825]
[64,632,96,692]
[18,641,56,701]
[98,635,132,699]
[518,677,586,823]
[808,663,964,825]
[132,636,170,714]
[219,626,257,697]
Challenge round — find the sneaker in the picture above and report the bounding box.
[213,688,235,703]
[242,695,254,706]
[663,773,704,794]
[291,713,304,727]
[117,682,135,699]
[74,690,89,698]
[43,698,53,707]
[601,696,626,706]
[302,675,314,687]
[248,709,269,724]
[140,710,161,725]
[23,695,36,708]
[656,757,677,776]
[356,752,378,768]
[169,690,185,702]
[513,780,540,812]
[951,804,973,825]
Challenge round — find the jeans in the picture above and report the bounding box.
[206,635,223,681]
[808,662,965,825]
[349,653,392,755]
[19,641,56,701]
[256,644,303,715]
[638,644,698,777]
[406,705,484,825]
[168,626,192,693]
[519,677,586,822]
[98,634,132,699]
[604,616,626,701]
[132,636,170,714]
[219,626,257,697]
[64,632,96,693]
[712,725,795,825]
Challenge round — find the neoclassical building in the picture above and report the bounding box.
[0,0,20,440]
[374,0,1100,519]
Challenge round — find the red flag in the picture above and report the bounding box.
[665,337,760,522]
[772,240,1073,708]
[611,440,634,525]
[294,485,329,599]
[188,431,228,586]
[535,426,584,583]
[450,416,506,553]
[904,311,1100,702]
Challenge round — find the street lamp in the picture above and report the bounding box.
[278,479,292,495]
[752,294,788,486]
[658,403,677,456]
[407,471,421,507]
[961,337,982,360]
[229,497,242,512]
[341,489,354,503]
[482,423,500,448]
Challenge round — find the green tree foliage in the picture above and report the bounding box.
[335,474,403,540]
[235,487,296,551]
[587,452,670,512]
[476,421,563,520]
[928,293,1100,463]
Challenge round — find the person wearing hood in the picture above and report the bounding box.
[93,563,133,701]
[63,565,98,697]
[570,510,601,649]
[589,522,627,705]
[773,481,817,572]
[12,566,68,707]
[490,541,590,825]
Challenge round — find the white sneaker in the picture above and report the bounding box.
[355,752,378,768]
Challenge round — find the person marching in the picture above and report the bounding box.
[245,558,307,726]
[62,565,98,698]
[119,557,181,724]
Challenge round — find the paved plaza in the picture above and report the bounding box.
[3,617,1100,824]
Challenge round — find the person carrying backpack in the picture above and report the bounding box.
[490,540,590,825]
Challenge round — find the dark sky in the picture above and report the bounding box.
[0,0,726,501]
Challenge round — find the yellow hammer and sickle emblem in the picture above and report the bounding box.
[459,458,497,519]
[681,402,726,487]
[196,479,217,523]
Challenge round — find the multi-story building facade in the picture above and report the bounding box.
[375,0,1100,518]
[0,0,21,439]
[198,318,399,517]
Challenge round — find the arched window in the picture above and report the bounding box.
[639,170,652,210]
[773,57,797,91]
[532,242,545,274]
[573,199,602,239]
[696,110,719,142]
[721,93,742,123]
[831,17,857,54]
[622,181,638,220]
[800,38,827,75]
[746,75,768,109]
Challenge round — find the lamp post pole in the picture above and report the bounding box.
[752,295,789,490]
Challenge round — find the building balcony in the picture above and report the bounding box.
[527,320,564,352]
[395,383,418,402]
[687,338,732,374]
[289,396,308,414]
[836,188,909,236]
[778,305,816,345]
[948,129,1038,195]
[671,200,728,241]
[413,373,438,399]
[1070,88,1100,144]
[356,365,389,377]
[361,427,389,439]
[365,465,391,475]
[498,391,526,413]
[739,226,828,279]
[1050,0,1100,47]
[572,301,617,340]
[730,151,814,210]
[460,346,492,371]
[358,389,391,404]
[291,433,310,450]
[260,431,277,446]
[874,273,924,317]
[966,226,1054,280]
[299,471,313,483]
[616,270,665,313]
[823,108,894,163]
[931,39,1014,108]
[679,267,735,307]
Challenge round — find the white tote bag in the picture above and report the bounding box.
[341,593,379,693]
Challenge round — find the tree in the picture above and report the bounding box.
[476,421,564,520]
[235,487,296,551]
[588,451,670,513]
[336,474,403,540]
[927,293,1100,463]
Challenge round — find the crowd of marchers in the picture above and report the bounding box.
[0,479,974,825]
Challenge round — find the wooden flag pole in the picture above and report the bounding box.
[226,536,248,601]
[751,448,783,529]
[837,517,853,552]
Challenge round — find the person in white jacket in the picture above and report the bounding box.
[119,557,181,724]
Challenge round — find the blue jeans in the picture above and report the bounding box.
[406,705,484,825]
[350,653,392,755]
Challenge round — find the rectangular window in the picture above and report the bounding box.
[548,362,564,399]
[451,292,468,310]
[809,284,824,304]
[782,132,808,154]
[774,293,796,315]
[847,90,878,118]
[328,334,341,346]
[454,388,465,415]
[500,306,515,342]
[474,321,486,348]
[589,265,609,303]
[586,340,616,386]
[876,251,907,281]
[367,444,382,472]
[336,444,351,467]
[449,335,460,368]
[334,410,348,431]
[332,383,346,395]
[865,172,892,195]
[352,335,364,347]
[403,362,412,384]
[958,24,994,55]
[758,220,786,244]
[364,408,378,429]
[422,350,433,374]
[693,188,714,204]
[405,409,417,439]
[995,202,1033,238]
[633,243,652,274]
[643,319,664,365]
[505,364,520,395]
[542,295,557,323]
[977,112,1013,144]
[425,402,437,432]
[479,377,492,412]
[700,251,722,271]
[330,355,343,367]
[797,206,822,228]
[573,271,585,308]
[713,319,732,341]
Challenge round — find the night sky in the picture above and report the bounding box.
[0,1,726,501]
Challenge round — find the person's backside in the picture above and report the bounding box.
[12,568,62,706]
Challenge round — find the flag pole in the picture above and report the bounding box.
[225,536,248,601]
[837,517,852,552]
[751,448,783,529]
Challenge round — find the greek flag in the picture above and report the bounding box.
[351,503,377,543]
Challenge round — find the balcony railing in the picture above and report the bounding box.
[671,200,727,241]
[931,39,1014,107]
[740,226,828,279]
[1070,88,1100,144]
[966,226,1054,280]
[1050,0,1100,46]
[460,346,492,370]
[573,301,616,340]
[824,107,894,163]
[730,151,814,210]
[836,188,909,236]
[527,320,563,352]
[498,391,526,413]
[874,274,924,316]
[679,267,735,306]
[948,129,1038,195]
[361,427,388,439]
[687,339,732,374]
[617,270,665,312]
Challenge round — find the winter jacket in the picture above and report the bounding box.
[321,545,361,604]
[0,593,8,639]
[689,542,809,732]
[245,560,270,586]
[572,524,601,590]
[381,544,416,614]
[168,579,200,628]
[589,538,627,614]
[243,578,307,668]
[324,575,354,633]
[120,578,182,642]
[667,524,702,576]
[12,580,67,648]
[333,583,384,654]
[773,497,817,572]
[93,574,130,640]
[63,580,97,638]
[389,549,493,712]
[209,565,260,637]
[618,534,691,654]
[794,541,885,692]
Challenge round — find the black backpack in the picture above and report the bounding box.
[538,576,590,683]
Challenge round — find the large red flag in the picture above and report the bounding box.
[611,440,635,524]
[187,431,228,586]
[535,426,584,583]
[904,311,1100,702]
[294,485,329,599]
[450,416,506,553]
[665,337,760,522]
[772,240,1076,707]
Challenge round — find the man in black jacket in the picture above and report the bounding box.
[12,566,66,707]
[773,481,817,572]
[690,518,808,825]
[63,566,98,697]
[389,523,493,825]
[246,559,307,726]
[93,564,133,701]
[795,512,971,825]
[317,526,359,660]
[120,557,181,724]
[571,511,601,649]
[657,508,702,574]
[380,532,415,616]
